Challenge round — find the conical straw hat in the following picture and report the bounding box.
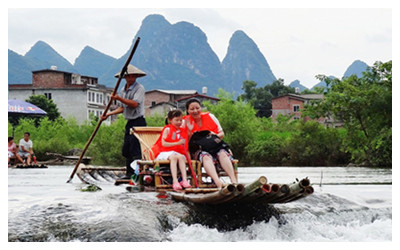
[114,64,146,78]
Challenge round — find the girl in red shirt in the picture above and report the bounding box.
[152,110,191,191]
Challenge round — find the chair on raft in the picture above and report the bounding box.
[130,126,238,190]
[130,127,197,191]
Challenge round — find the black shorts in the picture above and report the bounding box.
[122,116,146,159]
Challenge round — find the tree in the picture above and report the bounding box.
[264,78,295,97]
[238,79,294,118]
[205,89,260,162]
[26,95,61,121]
[305,61,392,167]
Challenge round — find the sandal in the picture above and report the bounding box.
[180,180,192,189]
[172,182,182,191]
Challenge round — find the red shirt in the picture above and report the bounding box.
[182,112,220,134]
[151,124,186,159]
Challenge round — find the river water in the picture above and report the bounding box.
[8,166,392,243]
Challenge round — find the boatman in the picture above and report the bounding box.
[101,65,147,179]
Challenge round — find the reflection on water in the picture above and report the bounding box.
[8,166,392,242]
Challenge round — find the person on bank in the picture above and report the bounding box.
[152,109,192,191]
[8,136,23,166]
[182,98,237,188]
[101,65,147,178]
[17,132,34,165]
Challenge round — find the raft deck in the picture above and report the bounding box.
[76,164,313,205]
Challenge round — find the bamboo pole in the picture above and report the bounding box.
[267,180,310,203]
[210,183,245,204]
[220,176,267,202]
[67,37,141,183]
[170,184,236,203]
[285,185,314,203]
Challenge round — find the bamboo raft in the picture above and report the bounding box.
[75,127,313,205]
[9,164,48,169]
[171,176,313,205]
[76,164,313,205]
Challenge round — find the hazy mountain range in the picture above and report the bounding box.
[8,14,368,95]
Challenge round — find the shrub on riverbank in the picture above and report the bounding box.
[7,91,381,167]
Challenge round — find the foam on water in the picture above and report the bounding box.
[8,166,392,242]
[166,190,392,242]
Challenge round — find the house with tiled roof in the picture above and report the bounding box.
[8,67,115,124]
[271,93,342,127]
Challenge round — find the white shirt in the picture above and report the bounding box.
[18,138,33,153]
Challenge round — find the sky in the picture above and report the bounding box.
[6,1,394,89]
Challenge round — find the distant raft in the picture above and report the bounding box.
[12,164,47,169]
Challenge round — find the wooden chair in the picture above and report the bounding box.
[131,126,238,190]
[130,127,198,191]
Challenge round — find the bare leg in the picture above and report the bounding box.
[202,155,223,188]
[218,151,237,183]
[169,155,179,184]
[26,155,32,165]
[15,154,24,164]
[177,155,188,181]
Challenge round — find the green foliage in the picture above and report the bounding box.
[301,87,325,94]
[265,78,295,97]
[88,115,126,165]
[246,131,289,165]
[9,95,62,130]
[8,65,390,168]
[305,60,392,167]
[204,89,259,162]
[80,184,102,192]
[145,113,167,126]
[26,95,61,121]
[238,79,295,117]
[285,121,350,166]
[238,80,273,117]
[11,117,72,160]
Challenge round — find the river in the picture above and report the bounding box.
[8,166,392,243]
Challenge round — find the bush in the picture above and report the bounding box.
[88,115,126,166]
[204,90,260,162]
[246,131,290,165]
[285,120,350,166]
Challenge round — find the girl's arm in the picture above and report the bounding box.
[161,128,185,147]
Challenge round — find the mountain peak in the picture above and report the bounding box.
[138,14,171,36]
[24,40,76,73]
[343,60,369,78]
[74,45,116,77]
[222,30,276,92]
[289,80,308,92]
[232,30,249,39]
[142,14,170,25]
[25,40,54,56]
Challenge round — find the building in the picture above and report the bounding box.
[175,93,220,111]
[8,68,114,124]
[144,89,197,116]
[144,87,219,116]
[271,93,341,127]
